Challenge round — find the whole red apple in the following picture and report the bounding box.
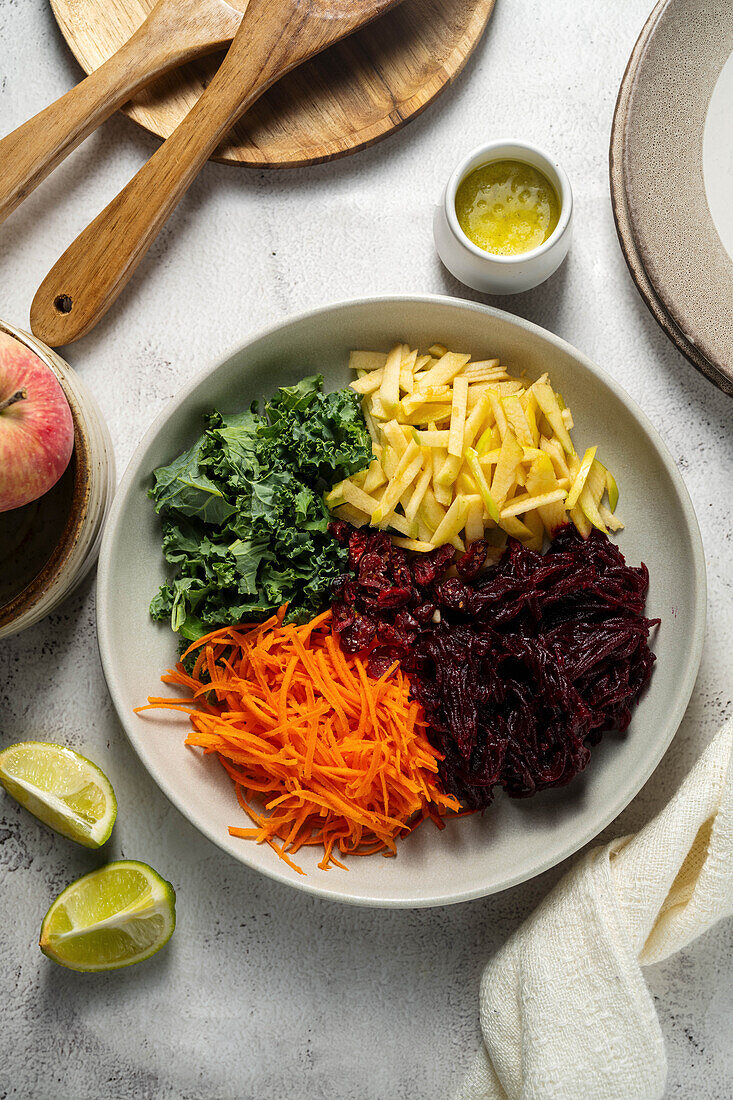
[0,331,75,512]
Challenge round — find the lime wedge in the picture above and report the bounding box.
[0,741,117,848]
[40,861,176,972]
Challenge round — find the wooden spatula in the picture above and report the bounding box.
[30,0,401,347]
[0,0,250,225]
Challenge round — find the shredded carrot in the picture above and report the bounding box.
[136,608,460,873]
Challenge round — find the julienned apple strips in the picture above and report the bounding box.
[325,342,622,552]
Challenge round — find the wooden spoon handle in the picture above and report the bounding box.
[0,0,242,225]
[30,2,297,346]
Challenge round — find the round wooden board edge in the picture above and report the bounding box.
[48,0,496,169]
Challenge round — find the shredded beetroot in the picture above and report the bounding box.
[329,522,659,810]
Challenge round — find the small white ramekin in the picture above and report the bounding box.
[433,139,573,295]
[0,320,115,639]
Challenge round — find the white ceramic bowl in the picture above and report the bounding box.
[0,321,115,640]
[97,296,705,908]
[433,140,573,294]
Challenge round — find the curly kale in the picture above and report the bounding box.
[149,376,371,639]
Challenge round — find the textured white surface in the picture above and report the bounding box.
[0,1,731,1097]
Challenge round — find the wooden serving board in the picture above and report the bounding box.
[49,0,496,168]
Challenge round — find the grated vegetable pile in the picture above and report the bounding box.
[330,522,659,810]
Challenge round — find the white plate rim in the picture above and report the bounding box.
[96,294,707,908]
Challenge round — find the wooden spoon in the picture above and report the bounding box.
[31,0,401,347]
[0,0,250,226]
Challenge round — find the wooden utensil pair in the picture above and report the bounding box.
[0,0,400,346]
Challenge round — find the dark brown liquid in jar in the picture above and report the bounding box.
[0,456,75,609]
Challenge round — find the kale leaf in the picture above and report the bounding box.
[149,376,371,638]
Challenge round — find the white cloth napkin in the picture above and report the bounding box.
[455,717,733,1100]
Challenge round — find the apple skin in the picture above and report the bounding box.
[0,332,75,513]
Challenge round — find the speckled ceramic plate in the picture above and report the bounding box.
[610,0,719,391]
[96,296,706,908]
[611,0,733,396]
